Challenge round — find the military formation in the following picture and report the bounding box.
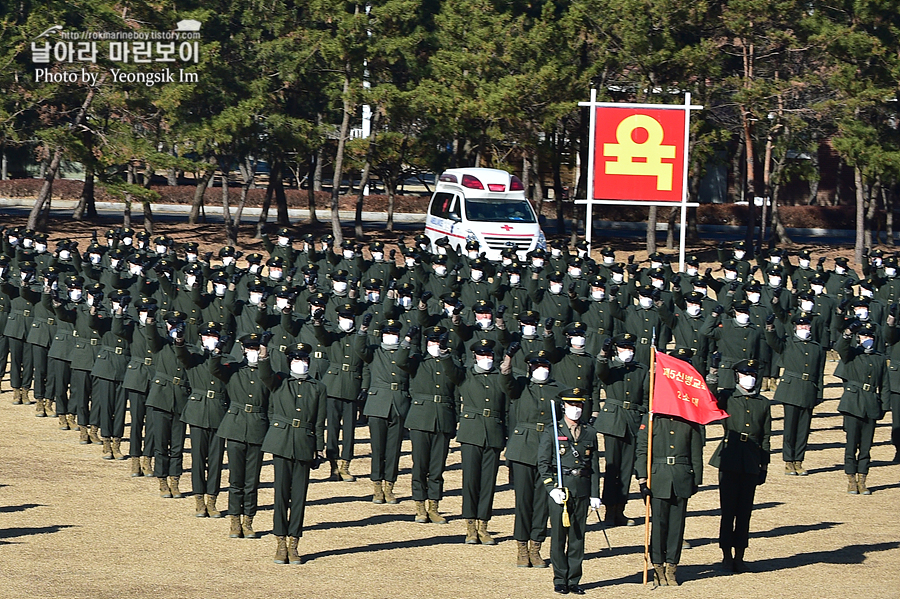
[0,224,896,592]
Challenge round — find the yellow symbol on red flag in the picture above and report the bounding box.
[603,115,676,191]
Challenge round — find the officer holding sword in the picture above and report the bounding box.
[538,388,601,595]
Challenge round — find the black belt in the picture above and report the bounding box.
[562,467,592,478]
[240,403,264,413]
[463,407,499,419]
[783,370,811,381]
[518,422,546,432]
[606,399,645,412]
[653,457,691,465]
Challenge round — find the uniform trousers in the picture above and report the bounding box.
[650,495,688,565]
[149,406,186,477]
[326,396,356,461]
[717,470,757,550]
[843,414,877,475]
[782,404,812,463]
[94,378,126,438]
[127,390,148,456]
[7,337,33,389]
[409,429,451,501]
[49,357,72,415]
[368,406,403,482]
[0,335,8,386]
[890,392,900,456]
[460,443,501,521]
[189,425,225,496]
[70,369,92,427]
[31,344,49,399]
[226,440,263,517]
[549,495,589,587]
[510,460,548,542]
[602,428,637,506]
[272,456,311,537]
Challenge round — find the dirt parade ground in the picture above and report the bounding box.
[0,355,899,599]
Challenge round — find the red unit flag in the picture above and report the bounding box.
[653,351,728,425]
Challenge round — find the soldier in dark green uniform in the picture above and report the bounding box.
[356,317,413,504]
[709,360,771,572]
[406,326,466,524]
[29,268,58,416]
[260,342,327,565]
[1,261,38,405]
[458,339,512,545]
[547,322,598,424]
[595,333,649,527]
[213,333,270,539]
[636,411,703,587]
[885,306,900,462]
[90,290,133,461]
[765,313,825,476]
[836,321,890,495]
[538,388,601,595]
[47,277,82,432]
[124,297,157,476]
[701,299,761,396]
[506,350,562,569]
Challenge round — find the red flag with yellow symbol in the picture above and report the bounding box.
[652,351,728,425]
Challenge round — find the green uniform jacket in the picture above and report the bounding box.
[635,414,703,500]
[25,292,55,347]
[700,314,761,390]
[0,280,39,340]
[594,357,649,438]
[90,313,132,382]
[48,299,78,361]
[213,354,269,445]
[70,304,104,372]
[538,420,601,499]
[404,350,465,434]
[506,376,563,466]
[259,358,326,461]
[884,323,900,392]
[456,367,511,449]
[709,386,771,474]
[144,323,190,414]
[571,297,620,357]
[123,320,157,393]
[835,335,890,420]
[356,333,413,419]
[315,322,366,400]
[617,304,670,366]
[548,347,598,411]
[176,344,228,429]
[766,329,825,408]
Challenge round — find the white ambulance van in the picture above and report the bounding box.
[424,167,546,261]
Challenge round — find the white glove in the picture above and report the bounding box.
[549,488,566,505]
[590,497,602,510]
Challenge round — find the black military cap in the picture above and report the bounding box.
[247,279,268,293]
[526,350,551,365]
[733,241,747,250]
[731,299,751,312]
[136,296,157,312]
[516,311,539,325]
[320,233,336,244]
[42,265,60,278]
[369,240,385,251]
[266,256,285,268]
[331,269,349,282]
[240,333,263,347]
[549,238,566,249]
[684,291,705,304]
[153,235,170,245]
[396,283,415,296]
[574,240,588,251]
[471,257,490,269]
[105,228,118,239]
[672,347,693,360]
[136,231,151,242]
[108,248,126,260]
[440,291,461,304]
[809,273,826,286]
[470,338,495,354]
[337,303,357,318]
[276,227,292,238]
[18,261,36,272]
[363,278,383,290]
[613,333,636,348]
[600,246,615,257]
[340,239,355,250]
[413,233,428,244]
[166,310,187,323]
[685,254,700,266]
[608,263,625,274]
[637,285,654,297]
[852,297,870,308]
[472,300,494,314]
[648,252,666,262]
[108,288,130,301]
[884,256,898,268]
[183,242,199,251]
[589,276,607,287]
[426,325,448,340]
[858,322,878,336]
[793,313,813,326]
[120,227,135,237]
[219,246,236,257]
[500,247,518,260]
[183,262,202,275]
[273,284,294,298]
[744,280,762,292]
[431,254,449,265]
[734,359,759,373]
[245,252,264,264]
[529,248,547,259]
[200,322,222,336]
[564,322,586,336]
[859,278,876,291]
[690,276,708,288]
[869,248,883,258]
[767,264,785,275]
[547,270,565,282]
[0,255,9,265]
[301,264,319,275]
[648,267,667,279]
[67,276,85,288]
[834,256,849,265]
[465,240,480,251]
[559,388,588,403]
[434,236,451,248]
[33,232,48,242]
[301,233,316,243]
[308,292,328,306]
[797,290,814,302]
[381,319,403,333]
[210,270,229,284]
[567,256,585,268]
[798,249,812,259]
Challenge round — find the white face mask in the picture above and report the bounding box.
[476,356,494,371]
[249,264,261,274]
[276,297,290,311]
[290,359,309,375]
[269,269,283,281]
[738,374,757,390]
[434,266,447,276]
[69,289,83,302]
[639,296,653,309]
[343,250,355,260]
[202,336,218,351]
[835,265,846,275]
[686,304,701,317]
[249,292,263,306]
[800,300,814,312]
[122,237,133,246]
[651,261,662,269]
[603,256,614,265]
[860,337,875,351]
[398,296,412,309]
[22,238,33,248]
[686,267,698,277]
[855,309,869,320]
[725,270,737,281]
[549,283,563,294]
[214,283,227,297]
[734,250,745,260]
[748,292,761,304]
[222,256,234,266]
[799,259,810,268]
[372,251,384,261]
[612,273,624,284]
[651,279,664,289]
[437,247,447,255]
[245,349,259,365]
[476,316,492,329]
[796,328,811,340]
[339,317,355,332]
[810,284,823,295]
[467,251,478,260]
[139,312,148,325]
[532,259,544,269]
[155,245,167,255]
[382,334,399,346]
[569,268,582,278]
[860,288,873,298]
[522,324,537,337]
[8,236,17,245]
[90,254,101,265]
[110,258,121,269]
[168,326,179,339]
[112,301,121,313]
[186,275,197,288]
[735,312,750,325]
[769,276,782,288]
[87,295,95,307]
[564,405,583,421]
[886,267,897,278]
[35,243,47,253]
[502,258,513,267]
[695,286,707,296]
[427,344,442,358]
[551,249,562,258]
[59,250,71,261]
[617,349,634,363]
[186,253,197,263]
[333,281,348,293]
[770,256,782,264]
[509,274,521,286]
[366,292,380,303]
[531,367,550,382]
[277,236,290,247]
[444,304,455,316]
[130,265,142,276]
[405,258,416,268]
[591,289,605,301]
[471,270,483,282]
[570,335,585,348]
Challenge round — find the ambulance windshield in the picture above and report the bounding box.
[464,199,536,223]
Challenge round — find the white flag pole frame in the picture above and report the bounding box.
[576,92,703,272]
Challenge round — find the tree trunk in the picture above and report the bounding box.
[314,113,325,192]
[220,163,235,245]
[142,161,154,234]
[665,207,677,249]
[189,158,216,224]
[855,165,866,266]
[532,149,544,226]
[522,153,530,202]
[865,178,879,248]
[256,178,274,239]
[742,112,757,249]
[331,69,352,247]
[1,146,7,180]
[122,163,134,229]
[646,206,657,254]
[73,167,95,220]
[233,156,254,240]
[771,182,791,244]
[552,130,565,235]
[386,181,396,232]
[306,154,319,225]
[808,138,820,205]
[355,110,380,240]
[884,184,893,247]
[273,160,289,226]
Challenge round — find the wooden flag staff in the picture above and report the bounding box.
[642,345,656,585]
